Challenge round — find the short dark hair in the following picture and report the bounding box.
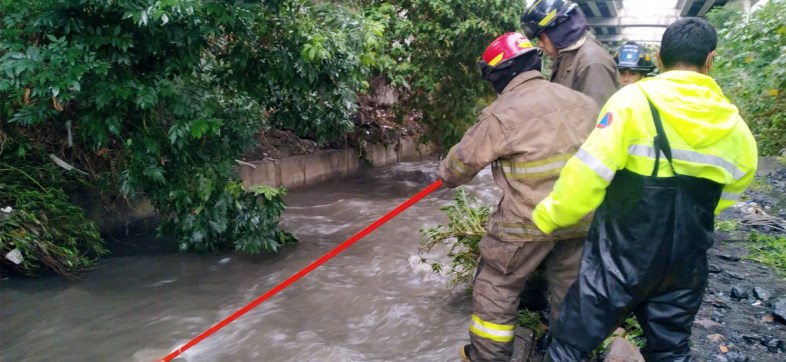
[660,17,717,70]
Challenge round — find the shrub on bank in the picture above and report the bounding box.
[709,0,786,155]
[0,0,526,275]
[0,0,381,266]
[366,0,523,149]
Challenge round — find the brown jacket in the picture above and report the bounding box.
[551,37,619,107]
[439,71,598,242]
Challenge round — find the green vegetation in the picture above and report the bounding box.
[517,308,548,340]
[747,177,774,193]
[1,0,520,276]
[419,187,489,288]
[367,0,523,148]
[0,134,106,278]
[708,0,786,155]
[715,219,740,233]
[745,232,786,277]
[596,317,646,357]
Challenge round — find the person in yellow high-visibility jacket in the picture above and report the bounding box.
[532,18,758,361]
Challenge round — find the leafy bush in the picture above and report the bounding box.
[0,134,106,277]
[595,317,646,358]
[365,0,524,148]
[0,0,384,254]
[709,0,786,155]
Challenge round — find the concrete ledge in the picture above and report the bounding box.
[73,193,157,236]
[240,136,434,190]
[84,137,434,234]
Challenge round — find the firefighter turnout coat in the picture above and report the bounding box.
[439,70,599,243]
[551,37,620,108]
[439,69,599,361]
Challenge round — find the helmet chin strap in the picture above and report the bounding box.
[479,53,543,94]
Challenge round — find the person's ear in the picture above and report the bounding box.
[656,49,664,70]
[704,50,716,74]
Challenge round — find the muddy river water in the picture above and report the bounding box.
[0,161,501,362]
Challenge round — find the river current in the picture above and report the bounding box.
[0,161,500,362]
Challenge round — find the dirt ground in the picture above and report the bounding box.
[689,159,786,362]
[241,78,425,161]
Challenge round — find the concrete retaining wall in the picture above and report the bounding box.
[91,137,434,234]
[238,137,434,190]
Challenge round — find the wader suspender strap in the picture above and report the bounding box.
[643,93,677,177]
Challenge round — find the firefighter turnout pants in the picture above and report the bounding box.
[468,235,583,361]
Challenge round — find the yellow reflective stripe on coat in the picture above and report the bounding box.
[445,147,474,178]
[469,314,515,343]
[499,154,572,180]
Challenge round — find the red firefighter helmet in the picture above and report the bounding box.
[481,32,538,69]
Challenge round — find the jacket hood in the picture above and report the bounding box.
[638,70,740,149]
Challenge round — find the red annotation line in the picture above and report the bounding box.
[160,179,443,361]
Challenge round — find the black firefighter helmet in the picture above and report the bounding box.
[614,41,657,74]
[520,0,579,39]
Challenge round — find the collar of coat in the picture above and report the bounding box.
[501,70,547,94]
[559,35,588,54]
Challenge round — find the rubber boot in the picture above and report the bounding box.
[511,327,536,362]
[641,349,692,362]
[544,338,588,362]
[460,344,471,362]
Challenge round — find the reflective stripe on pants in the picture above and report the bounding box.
[469,235,583,361]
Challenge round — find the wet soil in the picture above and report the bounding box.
[690,159,786,361]
[241,83,425,161]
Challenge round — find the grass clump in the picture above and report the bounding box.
[745,232,786,277]
[594,317,646,358]
[747,178,774,193]
[1,165,107,278]
[518,308,548,340]
[715,219,740,232]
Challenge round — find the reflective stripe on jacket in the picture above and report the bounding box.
[533,70,758,234]
[551,37,620,107]
[439,71,599,242]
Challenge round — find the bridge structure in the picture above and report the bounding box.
[575,0,759,45]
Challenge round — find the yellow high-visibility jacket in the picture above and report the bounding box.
[533,70,758,234]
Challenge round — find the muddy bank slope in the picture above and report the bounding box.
[691,157,786,362]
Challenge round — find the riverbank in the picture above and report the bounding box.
[85,133,435,241]
[689,157,786,361]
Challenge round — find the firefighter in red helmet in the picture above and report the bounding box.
[438,32,599,361]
